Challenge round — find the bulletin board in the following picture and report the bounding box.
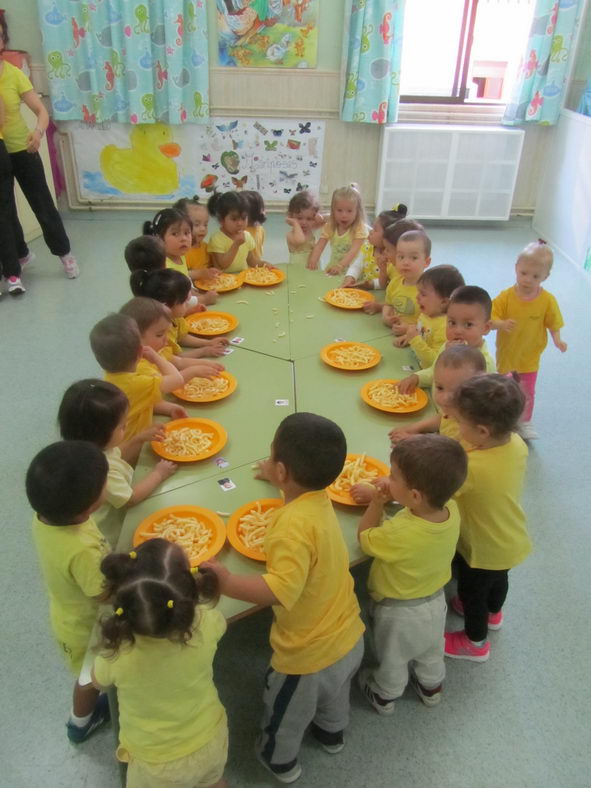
[65,118,325,203]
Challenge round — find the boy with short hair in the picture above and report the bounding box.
[204,413,364,784]
[90,313,185,444]
[382,229,432,328]
[357,435,468,712]
[26,440,111,742]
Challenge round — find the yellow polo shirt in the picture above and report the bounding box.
[246,224,265,258]
[94,447,133,546]
[104,370,162,441]
[208,230,255,273]
[0,61,33,153]
[385,272,420,324]
[167,317,189,356]
[165,255,190,278]
[409,313,447,368]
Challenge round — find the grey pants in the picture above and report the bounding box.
[260,636,364,767]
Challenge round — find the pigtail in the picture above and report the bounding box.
[142,220,154,235]
[207,190,221,217]
[100,607,136,654]
[100,551,139,601]
[129,269,148,297]
[192,565,221,606]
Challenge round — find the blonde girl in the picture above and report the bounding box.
[307,184,368,274]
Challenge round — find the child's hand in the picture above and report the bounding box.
[342,276,356,288]
[306,257,319,270]
[253,458,272,481]
[169,404,188,420]
[383,313,398,328]
[142,346,159,362]
[313,212,327,228]
[190,362,224,379]
[155,460,177,480]
[362,301,383,315]
[500,319,517,333]
[200,291,218,306]
[234,231,246,245]
[393,336,409,348]
[373,476,394,504]
[389,427,417,444]
[555,339,568,352]
[138,424,167,443]
[326,265,344,276]
[398,375,418,395]
[352,279,371,290]
[200,557,230,587]
[206,338,229,357]
[391,322,407,336]
[285,217,299,228]
[405,325,419,341]
[350,482,377,505]
[194,268,219,283]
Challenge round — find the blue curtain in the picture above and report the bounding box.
[341,0,405,124]
[38,0,209,125]
[503,0,582,126]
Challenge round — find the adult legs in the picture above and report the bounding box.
[0,141,22,279]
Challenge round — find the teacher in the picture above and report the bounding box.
[0,16,79,281]
[0,93,23,294]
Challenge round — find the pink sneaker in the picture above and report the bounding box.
[60,253,80,279]
[444,630,490,662]
[6,276,26,295]
[450,596,504,630]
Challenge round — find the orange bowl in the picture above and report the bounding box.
[226,498,283,561]
[133,505,226,566]
[320,341,381,371]
[196,271,245,292]
[243,267,286,287]
[172,371,237,403]
[327,454,390,506]
[185,311,239,336]
[324,288,375,310]
[360,379,429,414]
[151,418,227,462]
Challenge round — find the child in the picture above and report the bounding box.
[26,440,111,742]
[445,374,530,662]
[398,285,497,395]
[491,240,566,439]
[382,229,432,329]
[244,189,267,258]
[307,184,368,274]
[395,265,465,366]
[204,413,365,783]
[143,208,193,279]
[173,196,220,288]
[124,235,166,274]
[58,379,177,546]
[285,190,324,265]
[357,435,467,713]
[207,191,269,272]
[90,312,186,443]
[342,204,408,289]
[92,539,228,788]
[128,271,228,360]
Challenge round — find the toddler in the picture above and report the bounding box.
[357,435,467,713]
[382,229,432,328]
[491,240,566,439]
[90,312,185,442]
[285,190,324,265]
[93,539,227,788]
[307,184,368,274]
[26,440,110,742]
[173,196,220,287]
[204,413,364,783]
[208,191,269,272]
[342,204,408,289]
[244,189,267,258]
[58,379,177,546]
[445,374,530,663]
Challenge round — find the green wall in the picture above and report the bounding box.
[2,0,43,62]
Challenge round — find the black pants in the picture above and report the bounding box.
[456,553,509,642]
[8,149,70,258]
[0,140,21,278]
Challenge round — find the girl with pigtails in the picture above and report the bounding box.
[92,538,228,788]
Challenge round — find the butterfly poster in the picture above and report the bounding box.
[217,0,318,69]
[66,117,324,203]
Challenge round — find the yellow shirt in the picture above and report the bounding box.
[167,317,189,356]
[385,272,420,324]
[165,255,190,278]
[105,371,162,441]
[440,414,461,441]
[208,230,255,273]
[246,224,265,258]
[360,502,460,601]
[409,314,447,368]
[455,433,531,570]
[94,448,133,547]
[185,242,210,270]
[94,608,227,762]
[262,490,364,675]
[31,515,109,649]
[492,286,564,373]
[0,61,34,153]
[321,223,368,269]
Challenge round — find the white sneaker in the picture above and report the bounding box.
[60,253,80,279]
[19,251,36,266]
[518,422,538,440]
[6,276,26,295]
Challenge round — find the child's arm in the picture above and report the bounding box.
[177,330,229,355]
[382,304,400,328]
[307,237,328,270]
[357,482,392,537]
[377,253,389,290]
[177,360,225,383]
[142,346,184,393]
[246,250,274,269]
[342,253,363,287]
[490,318,516,332]
[190,267,219,284]
[286,217,306,248]
[202,558,279,606]
[210,233,245,270]
[389,414,441,443]
[363,299,385,314]
[120,423,166,464]
[551,329,567,352]
[154,400,188,419]
[127,460,177,505]
[326,238,364,276]
[397,373,420,394]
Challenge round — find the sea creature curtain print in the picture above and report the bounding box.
[37,1,209,125]
[341,0,405,124]
[216,0,318,68]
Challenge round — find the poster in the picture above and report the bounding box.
[66,118,325,203]
[216,0,318,68]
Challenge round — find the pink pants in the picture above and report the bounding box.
[518,371,538,423]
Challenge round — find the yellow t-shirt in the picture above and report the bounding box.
[165,256,190,278]
[94,448,133,547]
[455,433,531,570]
[208,230,255,273]
[185,242,210,270]
[0,61,34,153]
[104,371,162,441]
[360,502,460,601]
[246,224,265,258]
[385,272,420,324]
[409,314,447,368]
[262,490,364,675]
[492,286,564,374]
[94,608,227,762]
[31,515,109,651]
[440,414,461,441]
[167,317,189,356]
[360,240,380,282]
[321,223,368,269]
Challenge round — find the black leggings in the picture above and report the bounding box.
[456,553,509,642]
[0,140,21,278]
[9,149,71,258]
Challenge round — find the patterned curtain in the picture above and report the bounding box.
[341,0,405,124]
[503,0,582,126]
[37,1,209,125]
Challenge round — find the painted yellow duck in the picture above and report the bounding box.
[100,124,181,194]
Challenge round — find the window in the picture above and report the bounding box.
[400,0,535,105]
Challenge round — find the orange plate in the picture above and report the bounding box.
[320,341,381,371]
[243,267,286,287]
[172,371,238,403]
[324,288,375,310]
[226,498,283,561]
[185,311,239,336]
[360,379,429,414]
[151,418,227,462]
[196,271,245,292]
[133,505,226,566]
[327,453,390,506]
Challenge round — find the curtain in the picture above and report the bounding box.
[503,0,582,126]
[37,1,209,125]
[341,0,405,124]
